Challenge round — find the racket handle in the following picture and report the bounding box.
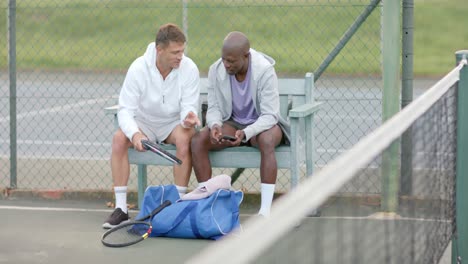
[150,200,172,217]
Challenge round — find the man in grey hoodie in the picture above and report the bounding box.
[191,31,289,217]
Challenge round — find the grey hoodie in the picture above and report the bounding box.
[206,48,290,142]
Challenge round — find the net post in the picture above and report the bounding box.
[454,50,468,264]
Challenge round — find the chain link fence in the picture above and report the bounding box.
[1,0,384,196]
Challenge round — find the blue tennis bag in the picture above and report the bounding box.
[135,184,243,240]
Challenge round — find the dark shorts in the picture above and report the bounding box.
[222,118,288,145]
[223,119,249,130]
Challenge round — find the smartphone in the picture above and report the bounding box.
[221,135,237,142]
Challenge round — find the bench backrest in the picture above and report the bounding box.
[198,73,314,120]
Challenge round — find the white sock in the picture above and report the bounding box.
[175,185,187,197]
[258,183,275,217]
[114,186,128,213]
[198,181,207,188]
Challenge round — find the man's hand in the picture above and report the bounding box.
[235,130,246,142]
[183,111,201,129]
[228,130,245,146]
[132,132,148,152]
[210,125,223,144]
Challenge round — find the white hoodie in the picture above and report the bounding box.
[117,42,200,142]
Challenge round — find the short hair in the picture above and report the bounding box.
[155,23,186,47]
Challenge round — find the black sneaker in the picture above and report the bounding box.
[102,208,130,229]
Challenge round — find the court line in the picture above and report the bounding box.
[0,154,109,161]
[0,139,111,147]
[318,215,451,223]
[0,205,114,213]
[0,97,111,124]
[0,205,450,223]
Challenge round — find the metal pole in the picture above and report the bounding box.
[453,50,468,264]
[381,0,401,212]
[400,0,414,195]
[182,0,189,55]
[8,0,17,189]
[314,0,381,82]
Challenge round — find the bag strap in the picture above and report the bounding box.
[189,206,203,239]
[153,202,197,236]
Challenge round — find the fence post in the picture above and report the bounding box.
[453,50,468,264]
[400,0,413,196]
[314,0,381,82]
[8,0,17,189]
[182,0,189,55]
[381,0,401,213]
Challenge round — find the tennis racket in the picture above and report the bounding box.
[141,139,183,165]
[101,200,172,248]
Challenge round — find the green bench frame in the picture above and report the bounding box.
[105,72,322,207]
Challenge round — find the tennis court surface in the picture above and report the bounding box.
[0,197,214,264]
[0,196,451,264]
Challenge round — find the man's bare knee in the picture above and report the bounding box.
[191,128,210,152]
[112,130,132,154]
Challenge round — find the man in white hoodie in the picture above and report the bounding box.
[191,32,289,217]
[103,23,201,228]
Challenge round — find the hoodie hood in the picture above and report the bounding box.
[143,42,157,69]
[214,48,276,81]
[254,49,276,67]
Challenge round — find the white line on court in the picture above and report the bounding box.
[318,215,450,223]
[0,205,113,213]
[0,97,112,124]
[0,139,111,147]
[0,205,450,223]
[0,154,109,160]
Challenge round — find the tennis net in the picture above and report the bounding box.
[187,59,467,264]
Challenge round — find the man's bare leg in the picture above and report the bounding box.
[191,125,237,184]
[250,125,283,216]
[165,125,196,195]
[103,129,133,229]
[190,128,213,183]
[111,129,133,187]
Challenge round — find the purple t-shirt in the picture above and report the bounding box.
[230,59,259,125]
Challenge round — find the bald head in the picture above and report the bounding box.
[221,31,251,77]
[223,31,250,55]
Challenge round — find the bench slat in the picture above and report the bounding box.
[128,146,292,168]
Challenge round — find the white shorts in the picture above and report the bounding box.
[135,115,180,143]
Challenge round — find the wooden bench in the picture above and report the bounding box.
[105,72,322,207]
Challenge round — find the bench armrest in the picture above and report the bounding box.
[105,105,119,115]
[289,102,322,118]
